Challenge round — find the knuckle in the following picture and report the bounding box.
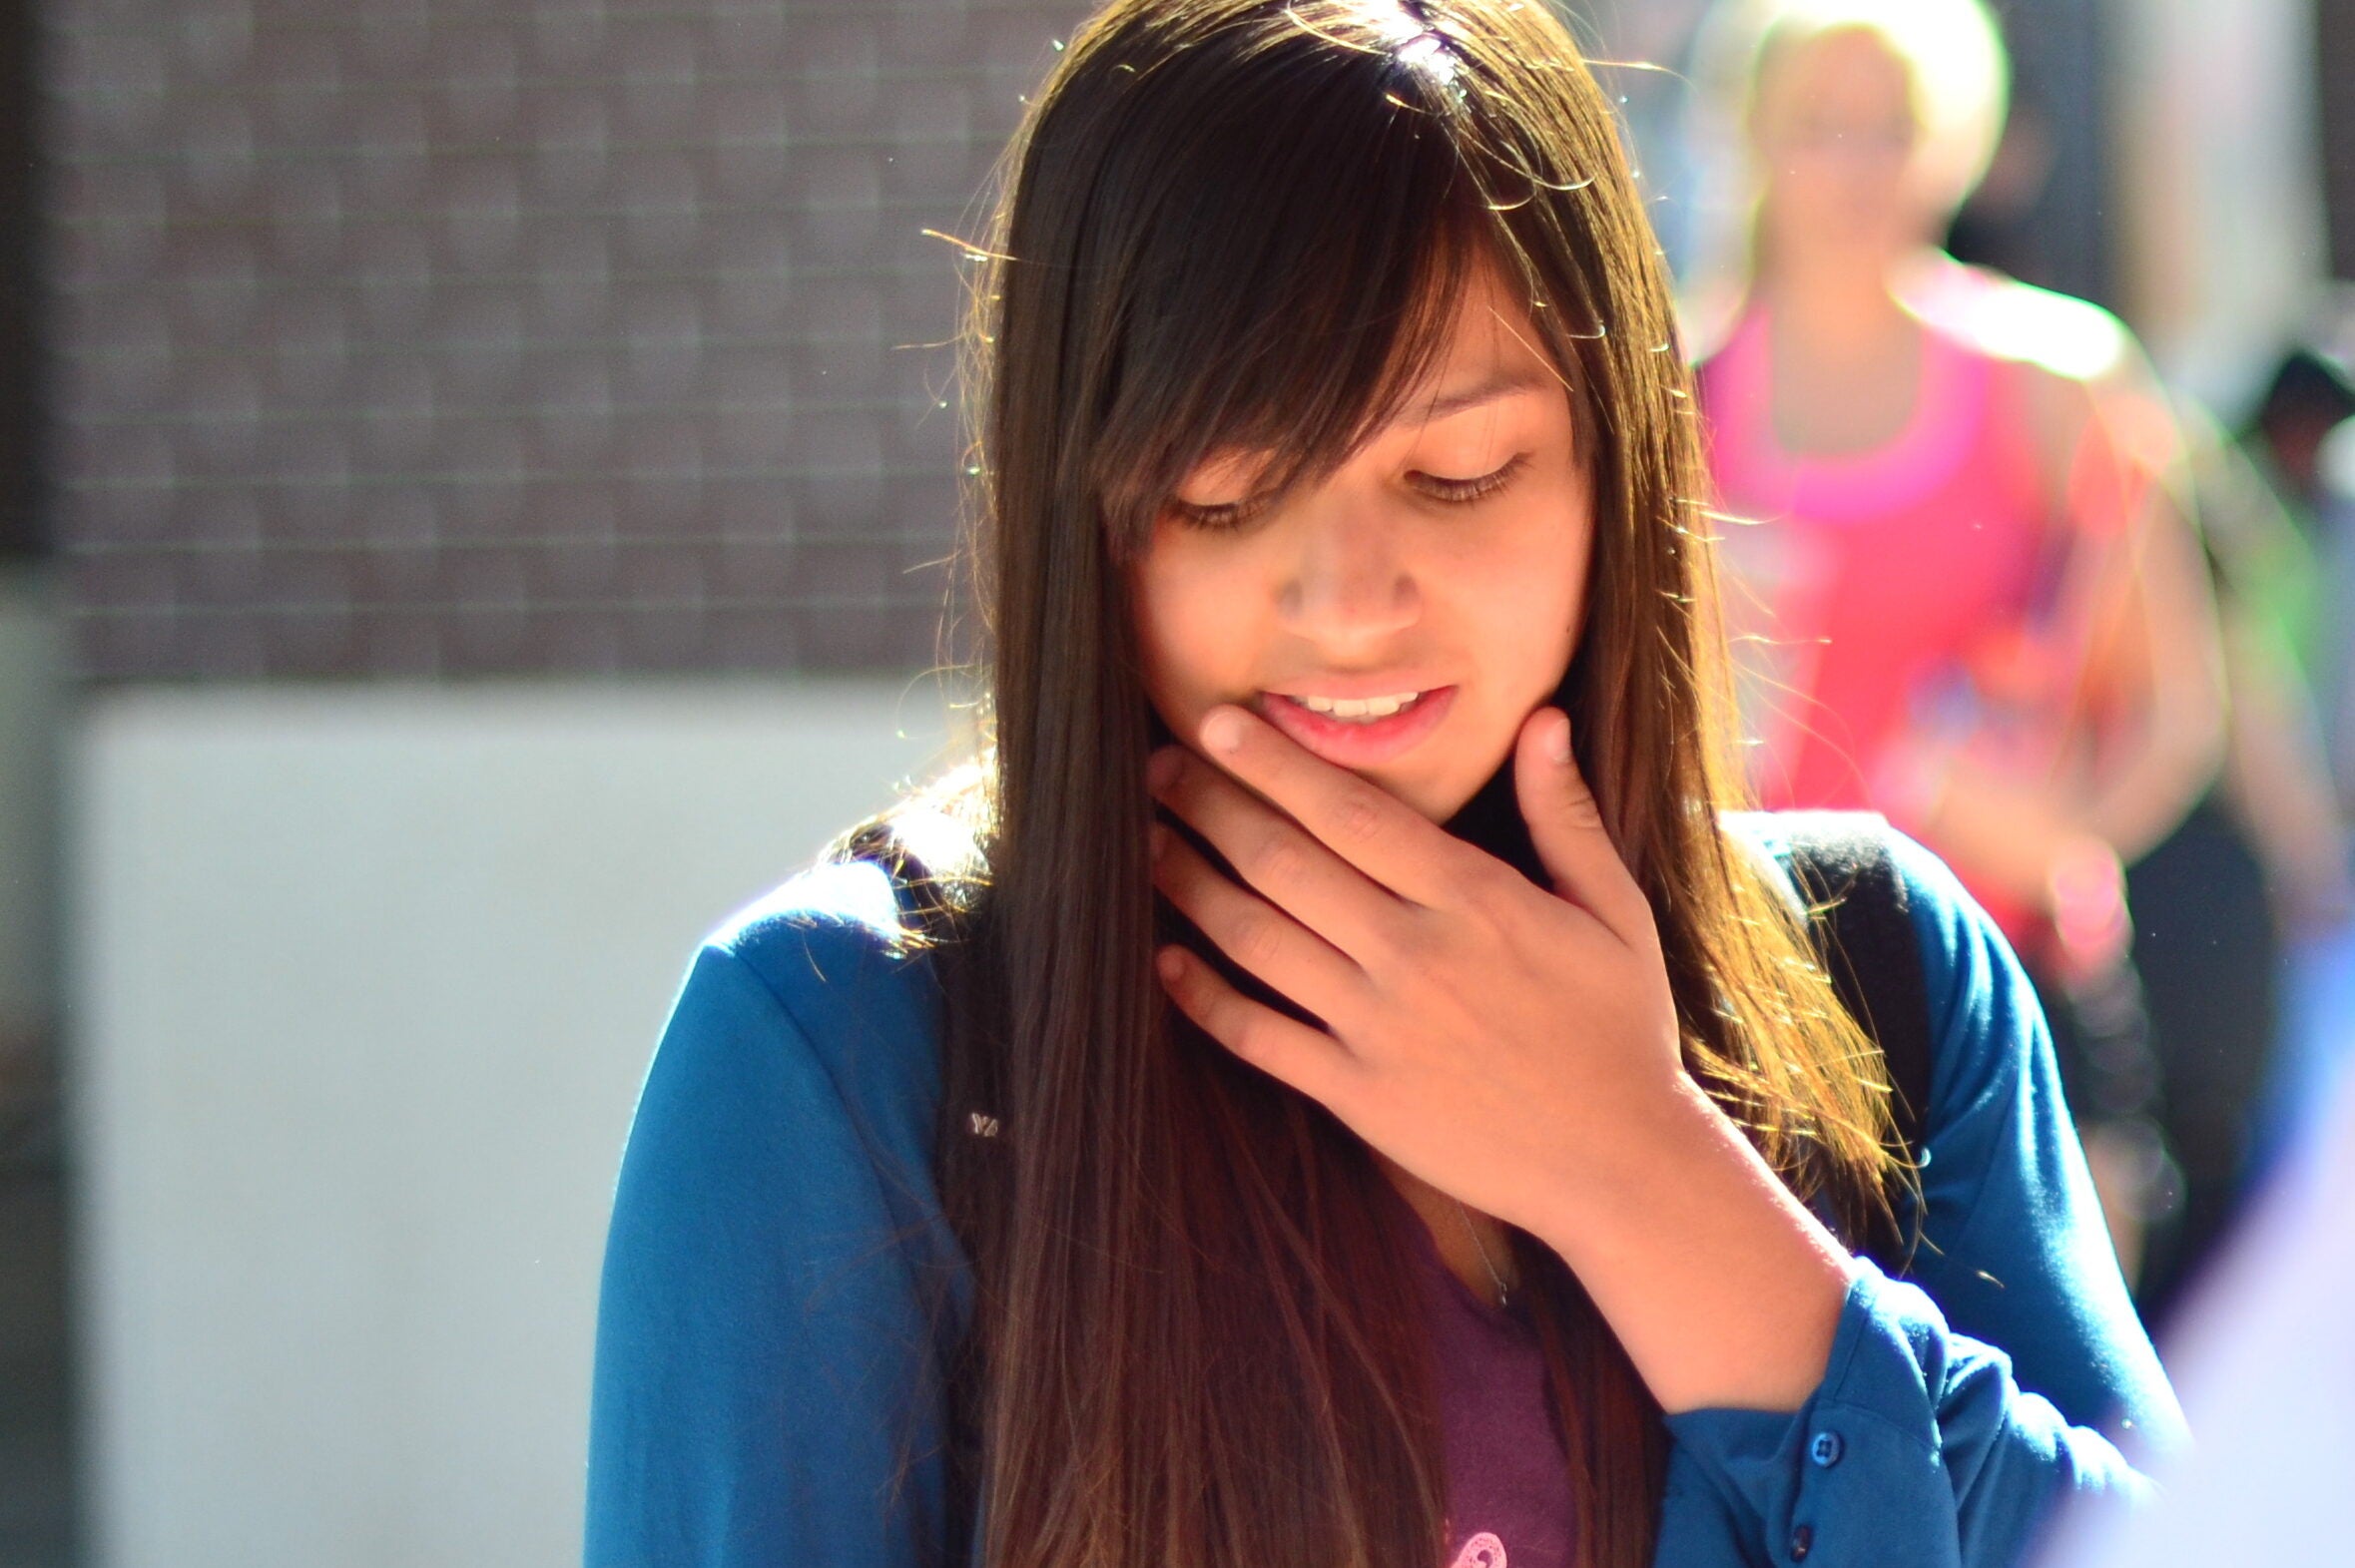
[1334,789,1386,847]
[1455,861,1522,926]
[1235,912,1285,970]
[1358,910,1413,971]
[1388,924,1449,989]
[1252,833,1310,894]
[1225,1009,1274,1065]
[1562,783,1605,830]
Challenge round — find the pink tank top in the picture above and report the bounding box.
[1696,304,2067,948]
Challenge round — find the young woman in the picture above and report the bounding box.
[585,4,2182,1565]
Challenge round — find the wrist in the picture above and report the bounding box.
[1523,1073,1748,1261]
[1526,1074,1855,1413]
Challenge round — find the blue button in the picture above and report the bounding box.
[1809,1430,1845,1467]
[1790,1523,1814,1561]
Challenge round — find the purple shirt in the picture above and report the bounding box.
[1397,1201,1575,1568]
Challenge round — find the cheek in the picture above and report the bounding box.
[1514,524,1589,673]
[1131,534,1258,714]
[1775,152,1861,210]
[1449,495,1590,690]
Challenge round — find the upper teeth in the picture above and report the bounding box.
[1289,691,1423,720]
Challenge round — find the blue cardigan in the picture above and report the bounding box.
[584,815,2185,1567]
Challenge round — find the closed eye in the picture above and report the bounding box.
[1166,453,1531,532]
[1410,451,1529,504]
[1164,488,1276,532]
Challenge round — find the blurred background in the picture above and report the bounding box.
[0,0,2349,1563]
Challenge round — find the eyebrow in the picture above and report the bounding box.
[1395,364,1558,426]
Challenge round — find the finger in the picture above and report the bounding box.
[1154,748,1411,962]
[1512,707,1657,949]
[1189,704,1470,907]
[1153,824,1370,1022]
[1155,943,1359,1110]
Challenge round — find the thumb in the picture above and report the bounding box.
[1512,707,1653,947]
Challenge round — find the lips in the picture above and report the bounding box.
[1254,685,1458,769]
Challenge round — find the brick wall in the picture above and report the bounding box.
[50,0,1086,679]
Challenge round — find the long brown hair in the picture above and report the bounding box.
[839,4,1905,1565]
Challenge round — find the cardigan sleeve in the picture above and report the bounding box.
[583,936,957,1568]
[1654,826,2186,1568]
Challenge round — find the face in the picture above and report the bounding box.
[1751,28,1944,263]
[1129,255,1592,823]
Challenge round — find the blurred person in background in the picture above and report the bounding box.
[2121,392,2350,1324]
[1688,0,2228,1292]
[2186,364,2354,940]
[2247,341,2355,541]
[2242,340,2355,804]
[2229,338,2355,1199]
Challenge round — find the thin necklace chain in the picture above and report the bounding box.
[1451,1196,1512,1309]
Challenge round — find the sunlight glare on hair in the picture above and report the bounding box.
[1367,0,1461,87]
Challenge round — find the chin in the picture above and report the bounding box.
[1388,771,1482,825]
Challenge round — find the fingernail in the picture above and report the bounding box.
[1147,747,1182,790]
[1156,946,1187,983]
[1149,822,1171,862]
[1550,712,1572,765]
[1202,708,1244,754]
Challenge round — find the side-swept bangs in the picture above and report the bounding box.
[1006,2,1609,557]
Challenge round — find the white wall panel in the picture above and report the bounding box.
[68,678,961,1568]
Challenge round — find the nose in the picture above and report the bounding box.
[1276,500,1421,646]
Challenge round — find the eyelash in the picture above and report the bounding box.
[1167,452,1532,532]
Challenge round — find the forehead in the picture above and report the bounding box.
[1765,27,1915,117]
[1174,261,1562,497]
[1391,256,1559,422]
[1158,238,1575,508]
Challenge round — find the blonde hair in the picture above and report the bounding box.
[1753,0,2010,204]
[1680,0,2011,339]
